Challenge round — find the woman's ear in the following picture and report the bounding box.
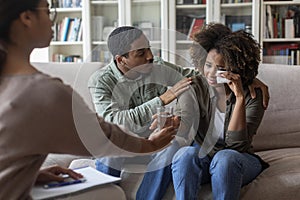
[19,10,34,28]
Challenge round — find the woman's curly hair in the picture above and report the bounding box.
[190,23,232,70]
[190,23,261,86]
[216,30,261,86]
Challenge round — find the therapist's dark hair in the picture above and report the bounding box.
[0,0,40,71]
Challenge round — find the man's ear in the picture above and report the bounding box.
[115,55,123,65]
[19,10,34,27]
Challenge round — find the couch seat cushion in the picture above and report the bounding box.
[240,148,300,200]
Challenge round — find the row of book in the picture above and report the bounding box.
[263,43,300,65]
[51,0,82,8]
[177,14,251,40]
[265,5,300,38]
[176,0,206,4]
[52,54,83,63]
[263,52,300,65]
[53,17,82,42]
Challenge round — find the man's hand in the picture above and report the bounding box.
[248,78,270,110]
[159,78,192,105]
[36,165,83,184]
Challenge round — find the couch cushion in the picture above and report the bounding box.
[254,64,300,151]
[240,148,300,200]
[42,154,82,168]
[32,62,104,110]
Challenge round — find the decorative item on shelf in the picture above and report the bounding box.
[102,26,115,41]
[285,18,295,38]
[92,48,112,64]
[288,5,300,37]
[134,21,154,40]
[225,15,251,33]
[92,16,104,41]
[177,0,204,4]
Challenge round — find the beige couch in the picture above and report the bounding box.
[33,62,300,200]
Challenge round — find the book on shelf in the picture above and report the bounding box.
[265,5,300,39]
[51,0,82,8]
[70,18,82,42]
[288,48,300,65]
[66,18,75,41]
[77,23,83,41]
[176,15,194,38]
[266,5,274,38]
[263,50,300,65]
[54,17,82,42]
[263,43,299,56]
[187,17,205,39]
[60,17,71,42]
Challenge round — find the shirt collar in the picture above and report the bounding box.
[110,60,146,82]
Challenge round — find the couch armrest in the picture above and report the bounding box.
[42,154,85,168]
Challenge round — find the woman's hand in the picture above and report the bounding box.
[222,72,244,98]
[36,165,83,184]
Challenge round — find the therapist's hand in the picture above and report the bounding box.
[35,165,83,184]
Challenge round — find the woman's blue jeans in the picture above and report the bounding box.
[171,142,262,200]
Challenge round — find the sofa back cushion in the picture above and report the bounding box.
[32,62,104,110]
[253,64,300,151]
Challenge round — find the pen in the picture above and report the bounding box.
[43,178,86,189]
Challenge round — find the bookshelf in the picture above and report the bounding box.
[31,0,88,63]
[168,0,260,67]
[89,0,168,63]
[89,0,120,63]
[169,0,209,67]
[217,0,260,41]
[51,7,84,62]
[261,1,300,65]
[30,0,300,65]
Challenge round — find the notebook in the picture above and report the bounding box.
[31,166,121,199]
